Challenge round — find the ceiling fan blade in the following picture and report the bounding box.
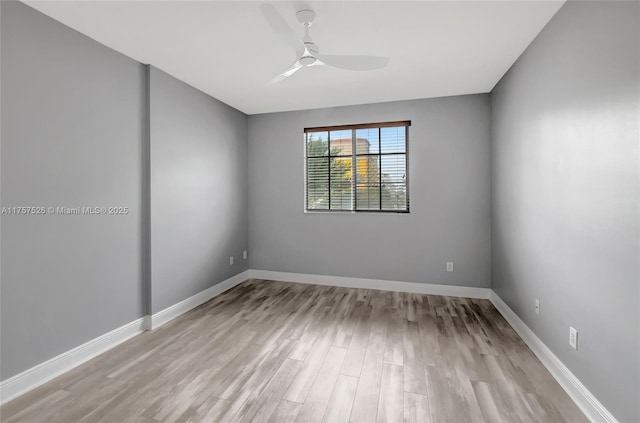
[261,4,305,58]
[268,61,303,85]
[315,54,389,71]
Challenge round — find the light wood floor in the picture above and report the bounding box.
[1,279,587,423]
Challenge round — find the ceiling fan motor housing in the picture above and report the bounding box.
[299,55,317,66]
[303,41,319,55]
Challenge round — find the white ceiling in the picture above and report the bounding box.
[24,1,564,115]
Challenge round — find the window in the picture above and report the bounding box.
[305,121,410,212]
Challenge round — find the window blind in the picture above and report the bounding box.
[305,121,410,212]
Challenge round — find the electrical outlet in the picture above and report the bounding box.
[229,256,234,265]
[569,327,578,350]
[243,250,248,260]
[446,262,454,272]
[535,299,540,315]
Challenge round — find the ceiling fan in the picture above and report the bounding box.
[261,4,390,84]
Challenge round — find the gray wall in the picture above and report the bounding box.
[0,2,250,380]
[149,67,249,313]
[248,95,491,287]
[491,1,640,422]
[1,1,146,379]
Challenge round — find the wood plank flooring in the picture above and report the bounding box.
[0,279,587,423]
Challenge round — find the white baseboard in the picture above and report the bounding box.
[149,269,250,330]
[0,317,147,406]
[251,270,616,422]
[0,269,251,406]
[1,268,616,423]
[489,291,618,423]
[249,269,491,299]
